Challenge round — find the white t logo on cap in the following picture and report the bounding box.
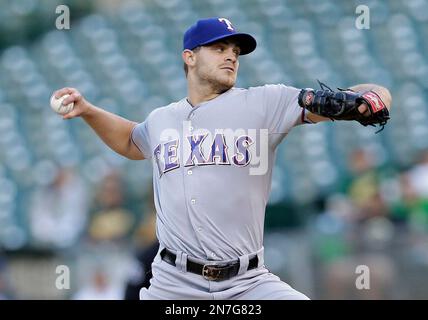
[218,18,234,30]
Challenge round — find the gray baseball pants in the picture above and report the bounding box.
[140,245,309,300]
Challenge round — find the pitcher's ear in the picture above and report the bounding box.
[183,49,199,66]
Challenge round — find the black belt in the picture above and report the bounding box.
[160,248,258,282]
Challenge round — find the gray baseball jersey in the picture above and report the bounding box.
[132,84,310,262]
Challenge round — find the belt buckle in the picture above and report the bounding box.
[202,264,225,281]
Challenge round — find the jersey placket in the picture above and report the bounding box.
[182,108,216,260]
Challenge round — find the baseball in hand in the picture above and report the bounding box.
[50,94,74,115]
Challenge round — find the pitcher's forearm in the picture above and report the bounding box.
[82,104,140,159]
[52,87,145,160]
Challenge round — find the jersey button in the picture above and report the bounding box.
[187,170,193,175]
[191,199,196,204]
[197,227,202,232]
[189,126,194,132]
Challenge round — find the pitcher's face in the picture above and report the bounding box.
[192,40,240,91]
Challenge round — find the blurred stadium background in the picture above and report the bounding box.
[0,0,428,299]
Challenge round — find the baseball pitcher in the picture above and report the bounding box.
[52,17,391,300]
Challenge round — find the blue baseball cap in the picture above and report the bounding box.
[183,17,257,55]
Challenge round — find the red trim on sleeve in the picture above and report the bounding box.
[301,107,313,124]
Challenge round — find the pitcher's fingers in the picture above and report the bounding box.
[358,102,370,116]
[63,92,81,105]
[62,109,79,120]
[54,87,75,99]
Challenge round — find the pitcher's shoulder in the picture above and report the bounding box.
[144,99,185,120]
[238,84,286,94]
[231,86,266,97]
